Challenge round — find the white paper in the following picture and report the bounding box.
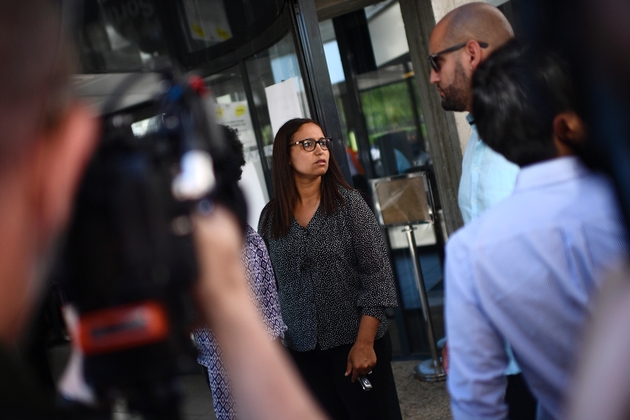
[215,100,257,149]
[264,77,304,137]
[182,0,232,42]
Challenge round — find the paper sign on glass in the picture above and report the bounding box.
[264,77,304,137]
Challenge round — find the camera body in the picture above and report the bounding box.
[58,72,241,418]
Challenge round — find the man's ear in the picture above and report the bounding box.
[31,103,100,245]
[466,40,484,71]
[554,112,586,146]
[553,111,586,157]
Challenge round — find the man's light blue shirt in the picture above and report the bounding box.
[458,115,519,224]
[446,157,627,420]
[457,115,521,376]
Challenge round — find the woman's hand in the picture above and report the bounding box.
[345,315,380,382]
[345,341,377,382]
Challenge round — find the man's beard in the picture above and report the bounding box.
[440,62,469,112]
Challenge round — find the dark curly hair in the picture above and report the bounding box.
[472,39,579,167]
[215,124,246,181]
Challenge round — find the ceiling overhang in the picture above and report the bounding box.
[315,0,383,21]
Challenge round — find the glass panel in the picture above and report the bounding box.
[320,2,444,358]
[76,0,285,73]
[76,0,170,73]
[245,33,310,172]
[357,64,429,178]
[175,0,284,53]
[204,66,270,228]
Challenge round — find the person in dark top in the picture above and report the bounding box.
[259,118,401,420]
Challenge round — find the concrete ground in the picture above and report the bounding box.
[392,360,452,420]
[49,344,452,419]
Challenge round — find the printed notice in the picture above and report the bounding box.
[182,0,232,42]
[215,100,256,148]
[264,77,304,137]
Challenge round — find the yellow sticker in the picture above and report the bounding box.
[216,27,231,40]
[191,24,205,38]
[216,107,224,118]
[235,104,246,117]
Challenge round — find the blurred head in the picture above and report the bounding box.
[472,39,583,167]
[429,2,514,112]
[264,118,350,238]
[0,0,98,342]
[215,125,246,181]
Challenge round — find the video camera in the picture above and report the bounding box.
[57,69,245,419]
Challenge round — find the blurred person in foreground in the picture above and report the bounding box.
[516,1,630,419]
[428,4,534,416]
[193,125,287,420]
[0,1,326,419]
[444,38,627,420]
[258,118,400,419]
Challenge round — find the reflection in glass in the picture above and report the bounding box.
[176,0,285,53]
[76,0,170,73]
[358,65,429,178]
[178,0,233,51]
[319,16,428,180]
[131,115,163,137]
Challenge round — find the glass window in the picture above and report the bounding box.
[357,63,429,178]
[175,0,285,53]
[321,2,444,358]
[76,0,285,73]
[245,33,310,171]
[204,66,269,228]
[76,0,170,73]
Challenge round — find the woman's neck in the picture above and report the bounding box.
[293,176,322,227]
[295,176,322,205]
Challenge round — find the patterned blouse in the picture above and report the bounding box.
[259,186,398,352]
[193,225,287,420]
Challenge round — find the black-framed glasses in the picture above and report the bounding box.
[290,137,331,152]
[428,42,488,72]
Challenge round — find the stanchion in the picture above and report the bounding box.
[369,172,446,382]
[402,225,445,381]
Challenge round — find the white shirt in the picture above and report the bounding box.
[446,157,627,419]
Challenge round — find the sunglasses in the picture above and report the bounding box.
[428,42,489,72]
[289,137,331,152]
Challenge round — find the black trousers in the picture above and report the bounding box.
[506,373,538,420]
[289,332,402,420]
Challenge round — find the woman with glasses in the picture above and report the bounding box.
[259,118,401,420]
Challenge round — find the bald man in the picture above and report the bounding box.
[428,3,536,419]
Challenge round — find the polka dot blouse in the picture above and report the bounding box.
[259,186,398,352]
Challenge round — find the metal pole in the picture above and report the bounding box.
[402,224,445,382]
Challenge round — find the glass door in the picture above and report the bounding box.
[320,1,446,359]
[202,30,311,228]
